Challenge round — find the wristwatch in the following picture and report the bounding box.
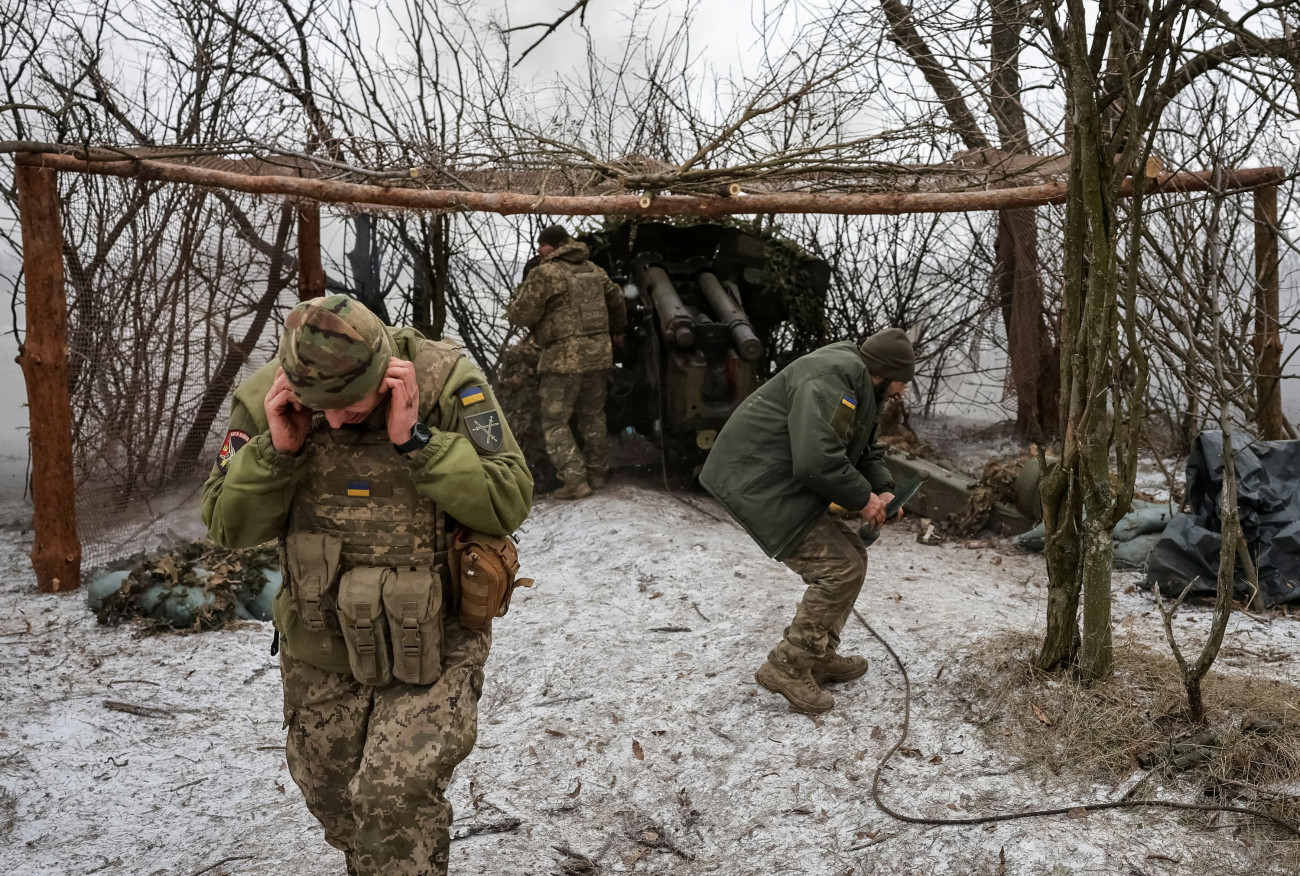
[393,422,432,455]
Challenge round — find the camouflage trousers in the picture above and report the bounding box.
[539,370,609,488]
[770,514,868,670]
[281,618,491,876]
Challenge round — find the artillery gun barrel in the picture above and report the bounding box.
[697,271,762,362]
[639,263,696,348]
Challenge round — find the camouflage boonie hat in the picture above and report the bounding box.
[279,295,392,409]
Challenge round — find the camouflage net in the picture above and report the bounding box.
[946,455,1030,536]
[877,395,933,458]
[90,540,279,634]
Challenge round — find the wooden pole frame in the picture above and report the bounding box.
[1253,184,1285,440]
[13,151,1286,217]
[5,146,1289,593]
[14,165,81,593]
[297,200,326,300]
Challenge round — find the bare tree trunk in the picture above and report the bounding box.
[1159,432,1239,723]
[401,215,450,339]
[1036,0,1125,680]
[170,203,295,477]
[990,0,1055,441]
[885,0,1057,441]
[348,214,391,324]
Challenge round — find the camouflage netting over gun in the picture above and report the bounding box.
[88,541,280,633]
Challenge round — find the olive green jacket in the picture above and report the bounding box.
[201,329,533,548]
[699,341,894,560]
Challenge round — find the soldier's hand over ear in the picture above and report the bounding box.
[265,368,312,454]
[859,493,888,528]
[384,358,421,446]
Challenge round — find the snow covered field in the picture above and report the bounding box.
[3,484,1299,875]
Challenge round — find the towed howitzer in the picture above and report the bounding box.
[576,220,831,466]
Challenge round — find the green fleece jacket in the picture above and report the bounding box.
[201,328,533,547]
[699,341,894,559]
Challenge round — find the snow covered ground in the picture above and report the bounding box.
[3,483,1299,875]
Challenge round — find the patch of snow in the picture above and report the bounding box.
[2,484,1297,875]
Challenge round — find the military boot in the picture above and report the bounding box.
[588,471,608,491]
[755,659,834,714]
[812,653,868,685]
[554,480,593,500]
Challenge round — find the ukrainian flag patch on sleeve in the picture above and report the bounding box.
[346,481,371,497]
[459,386,486,406]
[841,394,857,410]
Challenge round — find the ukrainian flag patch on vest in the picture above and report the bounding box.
[841,394,857,410]
[459,386,486,406]
[346,480,371,497]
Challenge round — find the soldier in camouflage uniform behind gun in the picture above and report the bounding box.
[201,295,533,875]
[507,224,627,500]
[699,328,915,715]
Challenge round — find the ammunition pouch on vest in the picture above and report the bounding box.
[536,263,610,347]
[272,339,462,685]
[335,565,444,686]
[449,528,533,631]
[273,532,351,674]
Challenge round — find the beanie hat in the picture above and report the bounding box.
[859,328,915,382]
[538,224,571,248]
[278,295,392,409]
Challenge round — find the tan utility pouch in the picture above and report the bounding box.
[284,532,343,631]
[449,529,534,631]
[337,567,394,686]
[275,533,350,673]
[382,567,443,686]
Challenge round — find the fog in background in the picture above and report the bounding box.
[0,0,1296,503]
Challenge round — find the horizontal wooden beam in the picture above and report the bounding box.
[13,151,1286,217]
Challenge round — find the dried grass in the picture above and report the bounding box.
[953,630,1300,864]
[0,784,15,843]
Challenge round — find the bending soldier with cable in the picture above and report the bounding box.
[700,328,914,714]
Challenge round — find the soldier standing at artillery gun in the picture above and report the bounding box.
[700,328,915,715]
[201,295,532,875]
[507,224,627,499]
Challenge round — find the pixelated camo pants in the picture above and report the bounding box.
[280,620,490,876]
[771,514,868,670]
[539,369,609,487]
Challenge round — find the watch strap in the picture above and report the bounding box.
[393,422,432,454]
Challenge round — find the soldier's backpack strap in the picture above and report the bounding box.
[411,338,465,422]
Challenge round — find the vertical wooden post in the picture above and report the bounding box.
[1253,185,1283,440]
[297,201,326,300]
[15,165,81,593]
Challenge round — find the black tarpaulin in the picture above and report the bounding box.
[1144,432,1300,605]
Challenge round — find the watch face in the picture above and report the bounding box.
[413,423,432,442]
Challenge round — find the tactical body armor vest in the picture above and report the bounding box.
[275,338,465,684]
[535,262,610,347]
[289,423,444,568]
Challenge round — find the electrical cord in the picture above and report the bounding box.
[854,608,1300,837]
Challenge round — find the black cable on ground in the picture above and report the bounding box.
[854,607,1300,838]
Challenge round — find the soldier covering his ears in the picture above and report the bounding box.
[201,295,532,875]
